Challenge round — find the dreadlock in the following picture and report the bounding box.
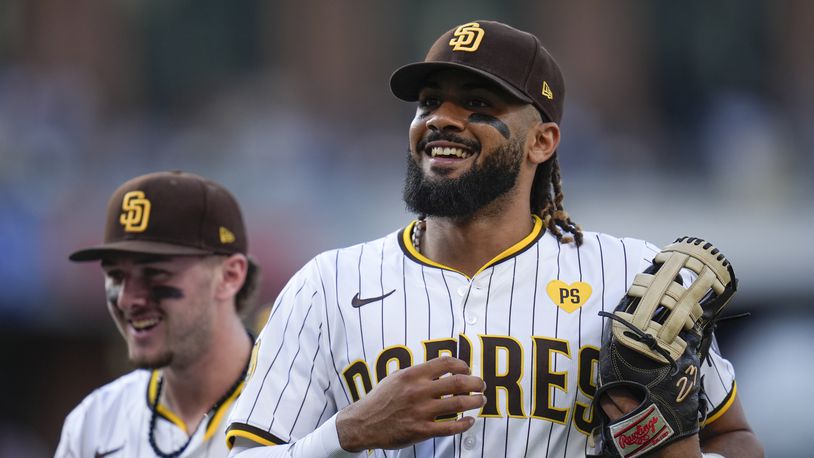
[530,152,583,246]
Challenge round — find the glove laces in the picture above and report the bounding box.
[599,311,679,375]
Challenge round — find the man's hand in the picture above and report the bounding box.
[598,386,640,422]
[335,356,486,452]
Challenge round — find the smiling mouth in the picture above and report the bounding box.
[130,317,162,332]
[429,146,473,159]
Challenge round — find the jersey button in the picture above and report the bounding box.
[463,435,477,450]
[465,313,477,325]
[457,286,467,297]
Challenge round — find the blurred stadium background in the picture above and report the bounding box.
[1,1,812,456]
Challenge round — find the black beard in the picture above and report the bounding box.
[403,139,523,218]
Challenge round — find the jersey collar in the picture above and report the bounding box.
[399,214,545,279]
[146,369,245,440]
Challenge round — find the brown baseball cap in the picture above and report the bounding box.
[69,170,248,262]
[390,20,565,123]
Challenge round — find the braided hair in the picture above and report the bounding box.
[530,152,583,246]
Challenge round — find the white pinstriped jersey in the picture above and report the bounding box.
[56,369,243,458]
[227,217,737,457]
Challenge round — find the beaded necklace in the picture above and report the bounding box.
[148,354,249,458]
[412,216,426,254]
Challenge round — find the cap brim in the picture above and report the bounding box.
[390,61,532,105]
[69,240,214,262]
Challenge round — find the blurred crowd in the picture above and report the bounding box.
[1,1,813,456]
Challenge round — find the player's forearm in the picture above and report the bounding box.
[700,429,765,458]
[228,414,361,458]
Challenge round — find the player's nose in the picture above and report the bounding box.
[426,101,467,133]
[114,278,150,310]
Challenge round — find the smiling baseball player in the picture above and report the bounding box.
[226,21,762,457]
[56,171,259,458]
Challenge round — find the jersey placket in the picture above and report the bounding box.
[458,271,492,456]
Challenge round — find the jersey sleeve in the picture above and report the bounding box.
[228,415,359,458]
[227,258,338,449]
[699,336,737,425]
[55,401,87,458]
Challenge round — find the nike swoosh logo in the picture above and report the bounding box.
[95,445,124,458]
[351,289,396,308]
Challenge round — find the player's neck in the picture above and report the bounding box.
[422,200,535,278]
[160,313,251,432]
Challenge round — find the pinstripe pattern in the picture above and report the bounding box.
[561,241,583,457]
[381,239,387,349]
[246,285,309,420]
[335,251,352,368]
[357,245,368,362]
[320,260,352,407]
[522,243,541,456]
[288,325,322,437]
[545,240,561,457]
[268,300,316,431]
[477,267,495,457]
[227,226,737,456]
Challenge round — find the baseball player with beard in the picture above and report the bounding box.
[226,21,762,457]
[56,171,259,458]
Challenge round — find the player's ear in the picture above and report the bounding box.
[526,121,559,165]
[214,254,248,302]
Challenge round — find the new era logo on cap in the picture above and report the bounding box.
[542,81,553,100]
[219,226,236,244]
[390,20,565,124]
[69,171,248,262]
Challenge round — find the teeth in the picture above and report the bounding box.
[131,317,160,330]
[430,147,471,159]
